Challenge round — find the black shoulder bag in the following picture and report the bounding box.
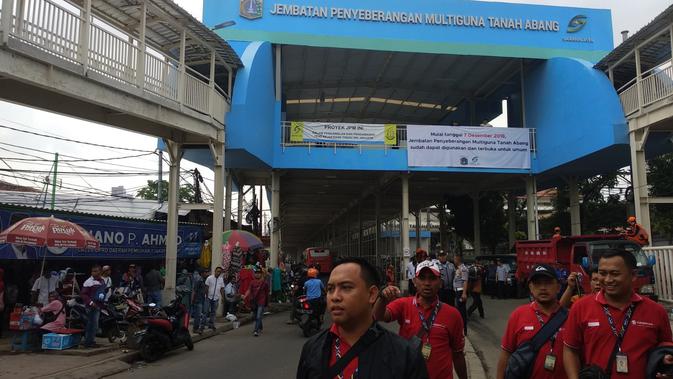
[323,327,382,379]
[505,307,569,379]
[42,301,65,325]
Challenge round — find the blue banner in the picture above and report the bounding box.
[0,206,204,260]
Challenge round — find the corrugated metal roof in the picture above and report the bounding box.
[595,4,673,88]
[69,0,242,68]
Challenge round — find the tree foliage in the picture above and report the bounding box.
[649,153,673,243]
[136,180,196,203]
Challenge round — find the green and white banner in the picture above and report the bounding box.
[290,122,397,145]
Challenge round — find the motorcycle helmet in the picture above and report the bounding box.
[307,268,319,278]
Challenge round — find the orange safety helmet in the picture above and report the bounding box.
[307,268,319,278]
[627,216,637,223]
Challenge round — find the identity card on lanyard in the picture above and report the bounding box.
[603,303,636,374]
[415,299,442,361]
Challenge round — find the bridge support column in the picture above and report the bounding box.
[224,171,232,230]
[525,176,539,240]
[508,192,517,248]
[401,174,410,292]
[210,140,225,276]
[237,184,244,230]
[270,171,280,268]
[471,193,481,256]
[163,140,183,303]
[375,193,381,264]
[1,0,12,45]
[568,176,581,235]
[629,126,652,234]
[357,202,362,257]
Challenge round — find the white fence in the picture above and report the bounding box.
[618,59,673,118]
[0,0,227,123]
[644,245,673,302]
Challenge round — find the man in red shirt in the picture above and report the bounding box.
[563,249,673,379]
[374,260,468,379]
[497,263,567,379]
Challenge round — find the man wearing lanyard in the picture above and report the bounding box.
[375,260,467,379]
[497,264,567,379]
[563,249,673,379]
[296,257,428,379]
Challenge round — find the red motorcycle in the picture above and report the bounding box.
[134,297,193,362]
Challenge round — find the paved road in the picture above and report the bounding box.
[110,312,307,379]
[466,296,527,379]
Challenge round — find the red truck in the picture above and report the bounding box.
[515,234,657,299]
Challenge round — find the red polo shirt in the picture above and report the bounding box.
[563,290,672,378]
[501,302,567,379]
[328,323,358,379]
[386,296,464,379]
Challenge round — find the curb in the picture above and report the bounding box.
[465,336,488,379]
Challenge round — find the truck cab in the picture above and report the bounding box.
[516,235,656,299]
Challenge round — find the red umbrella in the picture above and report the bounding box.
[0,216,99,249]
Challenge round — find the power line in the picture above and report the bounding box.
[0,124,155,153]
[0,152,156,163]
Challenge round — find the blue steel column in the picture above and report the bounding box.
[270,171,280,268]
[401,174,410,292]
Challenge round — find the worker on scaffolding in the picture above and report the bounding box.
[621,216,650,246]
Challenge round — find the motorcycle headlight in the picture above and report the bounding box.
[639,285,655,295]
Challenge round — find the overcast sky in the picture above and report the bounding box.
[0,0,668,206]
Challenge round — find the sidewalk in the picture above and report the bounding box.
[465,337,488,379]
[0,303,291,379]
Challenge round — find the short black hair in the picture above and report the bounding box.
[332,257,381,287]
[589,267,599,275]
[599,249,637,270]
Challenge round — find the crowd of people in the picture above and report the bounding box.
[296,247,673,379]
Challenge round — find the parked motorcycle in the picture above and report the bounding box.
[292,295,323,337]
[134,297,193,362]
[66,297,127,343]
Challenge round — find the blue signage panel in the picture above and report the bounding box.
[206,0,613,62]
[0,206,203,260]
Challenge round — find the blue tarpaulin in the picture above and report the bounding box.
[0,205,203,260]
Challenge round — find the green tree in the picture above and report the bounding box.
[649,153,673,243]
[136,180,196,203]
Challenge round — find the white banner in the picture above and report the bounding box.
[407,125,531,169]
[291,122,397,145]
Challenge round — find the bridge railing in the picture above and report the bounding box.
[0,0,227,124]
[618,59,673,118]
[280,121,537,153]
[644,245,673,302]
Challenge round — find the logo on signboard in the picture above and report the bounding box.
[460,157,469,166]
[240,0,263,20]
[567,15,587,33]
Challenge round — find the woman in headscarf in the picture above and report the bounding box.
[39,291,66,335]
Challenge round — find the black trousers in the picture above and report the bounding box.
[455,290,467,335]
[438,288,454,306]
[497,281,506,299]
[467,292,484,318]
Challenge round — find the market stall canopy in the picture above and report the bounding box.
[0,216,99,249]
[222,230,263,251]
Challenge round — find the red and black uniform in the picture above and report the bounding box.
[386,296,464,379]
[563,291,672,378]
[501,302,567,379]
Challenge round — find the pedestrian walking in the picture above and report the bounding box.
[204,267,225,331]
[563,249,673,379]
[467,259,484,319]
[224,275,239,319]
[453,254,469,335]
[437,251,455,306]
[496,259,509,299]
[81,265,105,348]
[296,257,429,379]
[497,264,568,379]
[375,260,467,379]
[244,267,269,336]
[101,265,113,301]
[191,268,208,334]
[406,257,417,295]
[144,265,164,306]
